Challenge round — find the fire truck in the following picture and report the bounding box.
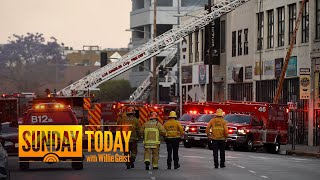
[184,101,289,153]
[0,93,36,123]
[101,102,166,134]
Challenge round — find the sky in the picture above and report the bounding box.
[0,0,132,50]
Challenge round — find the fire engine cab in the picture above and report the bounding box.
[184,101,289,153]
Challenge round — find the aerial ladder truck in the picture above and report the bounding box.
[129,48,177,102]
[57,0,252,97]
[54,0,252,137]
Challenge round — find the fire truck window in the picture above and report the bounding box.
[252,117,261,126]
[224,114,251,124]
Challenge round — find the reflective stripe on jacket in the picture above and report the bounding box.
[141,120,166,148]
[164,119,184,138]
[206,117,228,140]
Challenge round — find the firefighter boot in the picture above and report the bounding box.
[174,164,180,169]
[145,161,150,170]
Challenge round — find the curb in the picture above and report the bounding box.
[286,150,320,158]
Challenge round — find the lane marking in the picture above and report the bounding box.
[225,156,238,159]
[249,170,256,174]
[290,158,309,161]
[151,177,156,180]
[249,156,275,160]
[260,176,268,179]
[159,155,166,158]
[183,156,206,159]
[236,165,245,169]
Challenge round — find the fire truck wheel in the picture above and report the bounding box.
[19,162,29,170]
[246,139,254,152]
[271,142,280,154]
[183,141,191,148]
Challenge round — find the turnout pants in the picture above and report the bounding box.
[212,140,226,167]
[124,141,138,166]
[166,138,180,167]
[144,145,160,168]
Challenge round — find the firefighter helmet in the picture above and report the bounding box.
[168,111,177,118]
[150,112,158,119]
[215,108,224,117]
[126,106,135,114]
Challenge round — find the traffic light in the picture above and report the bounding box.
[100,52,108,67]
[158,65,167,78]
[170,83,176,97]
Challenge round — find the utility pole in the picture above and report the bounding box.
[177,0,182,116]
[152,0,158,104]
[258,0,263,102]
[207,0,213,102]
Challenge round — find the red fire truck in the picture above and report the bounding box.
[101,102,166,134]
[184,101,289,153]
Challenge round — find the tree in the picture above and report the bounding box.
[98,80,135,101]
[0,33,65,93]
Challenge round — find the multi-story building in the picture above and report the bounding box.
[129,0,207,103]
[182,0,318,146]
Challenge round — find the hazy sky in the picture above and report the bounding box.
[0,0,132,50]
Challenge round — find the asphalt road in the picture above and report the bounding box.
[8,143,320,180]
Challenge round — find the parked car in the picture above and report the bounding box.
[178,113,203,131]
[184,114,214,148]
[0,142,9,180]
[0,122,19,154]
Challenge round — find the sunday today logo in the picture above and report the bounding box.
[18,125,132,163]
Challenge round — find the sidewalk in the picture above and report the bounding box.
[281,144,320,158]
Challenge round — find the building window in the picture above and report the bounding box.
[243,29,249,55]
[288,3,297,44]
[267,9,274,48]
[238,30,242,56]
[317,0,320,39]
[277,7,285,47]
[157,0,172,6]
[195,31,199,62]
[301,0,309,43]
[189,35,193,63]
[257,12,264,50]
[232,31,236,57]
[244,29,248,55]
[221,20,226,53]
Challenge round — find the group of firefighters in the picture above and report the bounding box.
[116,106,229,170]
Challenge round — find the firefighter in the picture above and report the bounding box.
[163,111,184,170]
[117,106,141,169]
[206,108,228,169]
[141,112,166,170]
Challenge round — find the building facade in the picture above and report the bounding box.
[129,0,207,103]
[182,0,319,146]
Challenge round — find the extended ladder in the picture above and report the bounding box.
[58,0,252,96]
[129,48,177,102]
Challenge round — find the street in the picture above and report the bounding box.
[8,143,320,180]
